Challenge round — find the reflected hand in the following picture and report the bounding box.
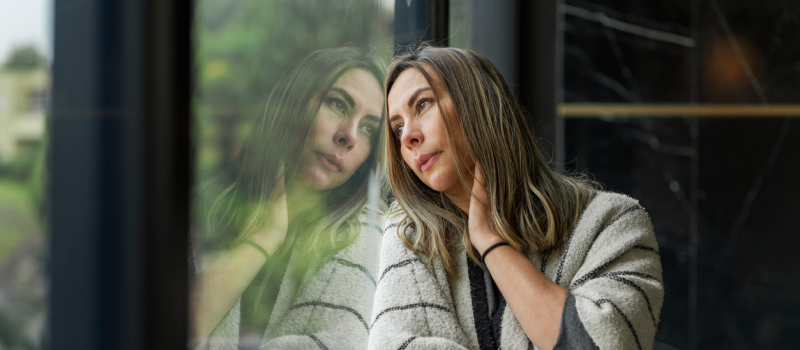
[190,170,287,345]
[248,164,289,255]
[468,164,504,253]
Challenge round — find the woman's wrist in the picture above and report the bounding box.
[242,240,270,261]
[481,241,511,263]
[248,228,286,255]
[471,232,506,253]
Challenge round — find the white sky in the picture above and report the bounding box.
[0,0,52,65]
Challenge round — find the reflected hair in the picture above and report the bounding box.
[385,46,597,275]
[197,47,387,262]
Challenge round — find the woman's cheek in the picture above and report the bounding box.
[432,158,460,192]
[401,150,414,173]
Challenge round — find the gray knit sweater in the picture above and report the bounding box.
[369,191,664,350]
[196,212,383,350]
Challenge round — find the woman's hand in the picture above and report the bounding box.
[248,190,288,255]
[189,166,289,344]
[469,164,568,350]
[468,164,505,253]
[247,166,289,255]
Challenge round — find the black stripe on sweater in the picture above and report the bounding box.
[574,204,645,283]
[290,301,369,331]
[490,296,506,350]
[555,192,598,285]
[568,257,617,290]
[382,222,399,235]
[587,205,644,251]
[633,245,659,254]
[572,268,663,290]
[397,336,417,350]
[605,275,657,326]
[467,253,498,350]
[332,258,376,286]
[595,299,642,350]
[595,271,662,283]
[567,206,646,289]
[308,334,329,350]
[555,219,580,285]
[360,221,383,234]
[378,258,420,283]
[371,303,451,328]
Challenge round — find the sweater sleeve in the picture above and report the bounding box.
[368,219,471,350]
[567,203,664,350]
[552,293,599,350]
[193,298,241,350]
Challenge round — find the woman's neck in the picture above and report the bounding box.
[285,181,325,223]
[444,183,472,215]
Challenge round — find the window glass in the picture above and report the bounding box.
[0,0,51,348]
[190,1,393,347]
[448,0,470,49]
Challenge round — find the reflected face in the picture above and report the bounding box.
[387,66,473,196]
[298,68,384,191]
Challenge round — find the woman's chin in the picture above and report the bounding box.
[298,168,333,192]
[420,171,458,193]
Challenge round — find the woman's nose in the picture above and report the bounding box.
[334,122,357,150]
[400,122,423,148]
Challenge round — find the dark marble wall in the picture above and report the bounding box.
[561,0,800,349]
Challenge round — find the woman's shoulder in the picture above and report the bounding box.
[382,201,408,231]
[551,190,660,288]
[377,203,420,253]
[579,191,649,225]
[570,190,655,246]
[586,190,643,211]
[330,208,385,260]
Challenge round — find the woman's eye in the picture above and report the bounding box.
[417,99,430,112]
[359,124,376,137]
[330,98,347,114]
[392,124,404,138]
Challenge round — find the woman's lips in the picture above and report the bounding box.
[416,151,442,172]
[315,152,342,172]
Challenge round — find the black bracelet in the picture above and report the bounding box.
[242,239,270,260]
[481,241,510,263]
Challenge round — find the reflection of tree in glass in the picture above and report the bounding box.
[1,45,47,71]
[0,44,49,349]
[191,47,386,349]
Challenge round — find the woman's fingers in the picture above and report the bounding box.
[471,164,489,204]
[468,164,503,250]
[270,162,287,200]
[258,190,289,254]
[249,162,289,255]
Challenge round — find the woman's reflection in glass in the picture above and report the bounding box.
[191,47,386,349]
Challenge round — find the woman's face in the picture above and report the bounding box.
[298,68,384,191]
[387,66,474,198]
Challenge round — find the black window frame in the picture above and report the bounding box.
[50,0,191,348]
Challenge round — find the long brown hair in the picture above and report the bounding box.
[385,46,596,275]
[196,47,387,262]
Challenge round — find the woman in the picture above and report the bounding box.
[372,46,663,350]
[191,47,387,349]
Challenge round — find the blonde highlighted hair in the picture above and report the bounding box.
[385,46,596,275]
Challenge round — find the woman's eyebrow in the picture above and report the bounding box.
[330,87,356,108]
[364,114,381,124]
[388,87,432,124]
[407,87,431,108]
